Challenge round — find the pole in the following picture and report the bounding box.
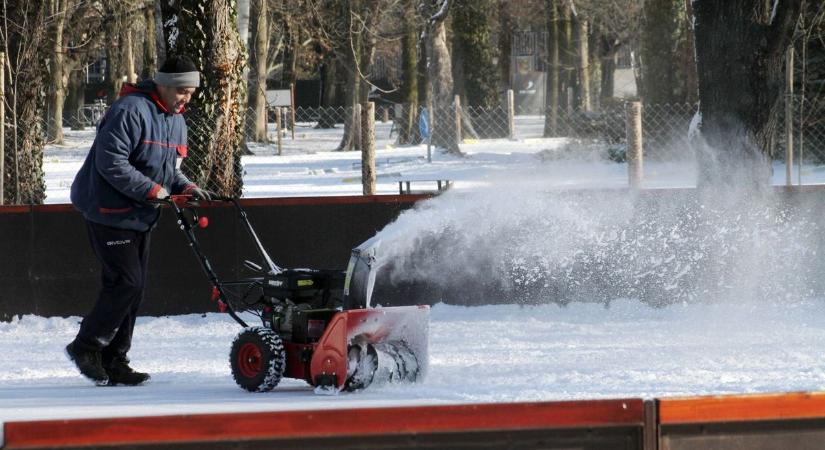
[507,89,515,139]
[785,46,794,186]
[626,101,643,189]
[454,95,462,145]
[290,83,296,140]
[275,107,282,156]
[427,98,433,163]
[361,102,376,195]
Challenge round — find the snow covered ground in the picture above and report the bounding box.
[4,299,825,422]
[5,125,825,423]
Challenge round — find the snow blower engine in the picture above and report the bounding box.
[156,195,428,393]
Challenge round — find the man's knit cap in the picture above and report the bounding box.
[155,56,200,88]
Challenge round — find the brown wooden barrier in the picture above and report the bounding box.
[2,399,646,449]
[658,393,825,450]
[0,195,429,320]
[6,390,825,448]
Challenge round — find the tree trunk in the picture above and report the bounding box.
[47,0,67,144]
[641,0,694,103]
[170,0,248,197]
[282,19,298,87]
[497,0,512,91]
[104,3,123,104]
[577,20,591,112]
[125,26,136,84]
[452,0,498,108]
[398,0,420,145]
[248,0,268,142]
[316,54,338,128]
[143,0,158,80]
[561,4,576,110]
[544,0,560,137]
[692,0,801,187]
[2,1,48,204]
[423,0,461,155]
[155,0,167,63]
[66,69,85,130]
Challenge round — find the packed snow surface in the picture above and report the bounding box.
[3,299,825,422]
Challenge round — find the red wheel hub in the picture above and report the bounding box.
[238,343,263,378]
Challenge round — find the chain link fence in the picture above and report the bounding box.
[21,93,825,204]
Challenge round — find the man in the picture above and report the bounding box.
[66,56,212,386]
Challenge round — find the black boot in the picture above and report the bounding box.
[104,357,151,386]
[65,341,109,386]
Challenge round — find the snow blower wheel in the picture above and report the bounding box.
[230,327,285,392]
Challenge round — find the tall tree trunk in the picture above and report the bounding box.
[452,0,498,107]
[47,0,67,144]
[104,3,123,104]
[423,0,461,155]
[692,0,801,187]
[154,0,167,63]
[398,0,420,145]
[66,69,85,130]
[641,0,694,103]
[316,53,338,128]
[2,1,48,204]
[336,0,361,151]
[169,0,248,197]
[577,19,591,112]
[560,4,575,110]
[496,0,512,91]
[143,0,158,80]
[282,19,298,87]
[248,0,268,142]
[125,26,136,84]
[544,0,559,136]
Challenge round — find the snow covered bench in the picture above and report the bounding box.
[398,179,452,195]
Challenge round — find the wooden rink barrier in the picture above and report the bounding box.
[2,399,646,449]
[6,393,825,449]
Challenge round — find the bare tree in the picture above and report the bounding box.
[248,0,268,142]
[421,0,461,154]
[46,0,68,144]
[398,0,421,144]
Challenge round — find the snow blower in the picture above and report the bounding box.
[155,195,428,393]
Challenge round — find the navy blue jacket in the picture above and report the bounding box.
[71,80,195,231]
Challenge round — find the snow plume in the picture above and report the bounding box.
[369,172,822,307]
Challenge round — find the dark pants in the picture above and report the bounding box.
[75,220,151,363]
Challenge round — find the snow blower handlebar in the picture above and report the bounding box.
[148,195,255,328]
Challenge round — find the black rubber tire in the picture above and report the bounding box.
[229,327,285,392]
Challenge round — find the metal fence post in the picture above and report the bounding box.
[0,52,4,205]
[275,106,282,156]
[626,101,643,189]
[507,89,515,139]
[427,99,433,163]
[354,103,362,151]
[361,102,376,195]
[290,83,296,140]
[785,46,794,186]
[454,95,462,144]
[382,107,389,123]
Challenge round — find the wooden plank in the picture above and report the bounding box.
[3,399,644,449]
[659,392,825,425]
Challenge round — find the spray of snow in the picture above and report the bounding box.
[369,155,820,307]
